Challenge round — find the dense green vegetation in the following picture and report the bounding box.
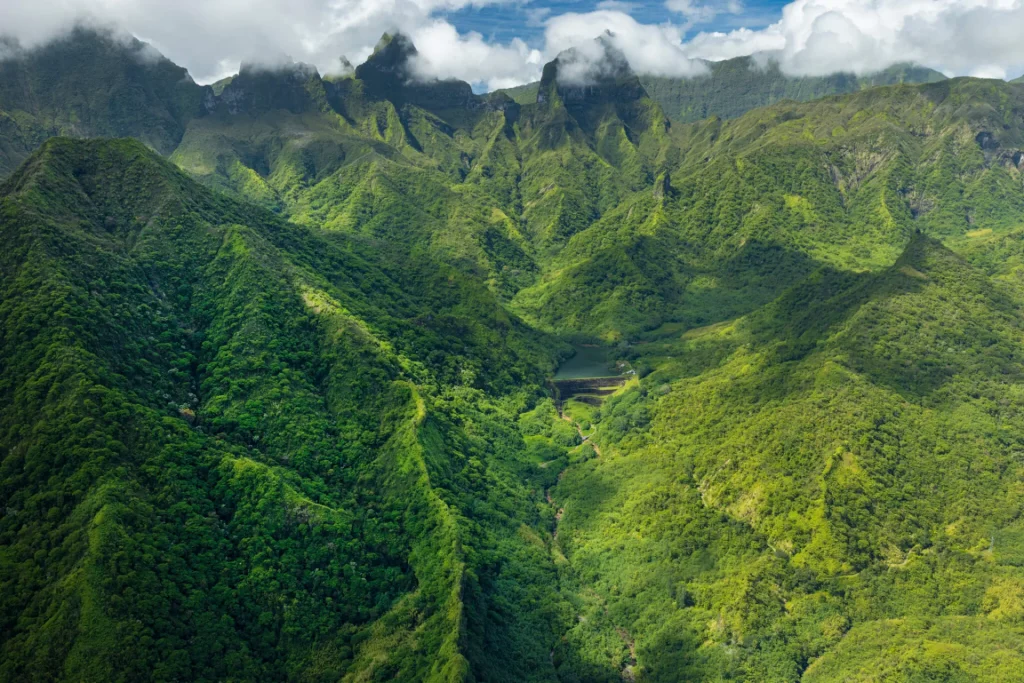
[0,138,572,681]
[0,27,211,176]
[553,237,1024,679]
[3,26,1024,682]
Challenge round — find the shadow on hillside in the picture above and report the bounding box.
[648,239,828,339]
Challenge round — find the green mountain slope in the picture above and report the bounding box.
[550,236,1024,679]
[499,82,539,106]
[169,33,676,316]
[510,77,1024,339]
[642,58,946,124]
[0,27,211,176]
[0,138,578,681]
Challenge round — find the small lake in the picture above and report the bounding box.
[554,345,619,380]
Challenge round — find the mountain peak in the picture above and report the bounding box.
[352,31,484,117]
[220,60,324,115]
[541,33,635,93]
[537,33,650,120]
[2,137,199,241]
[0,26,208,171]
[359,31,419,80]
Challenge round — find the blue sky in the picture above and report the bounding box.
[444,1,790,47]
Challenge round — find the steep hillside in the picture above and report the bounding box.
[4,26,1024,683]
[0,138,574,682]
[512,77,1024,339]
[642,58,946,124]
[170,33,675,313]
[499,58,945,125]
[499,82,539,106]
[549,236,1024,680]
[1,30,1002,343]
[0,27,211,175]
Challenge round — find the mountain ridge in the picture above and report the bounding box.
[0,27,212,175]
[0,136,571,681]
[0,28,950,178]
[500,56,947,125]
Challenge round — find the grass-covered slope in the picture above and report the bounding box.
[549,236,1024,680]
[0,138,577,681]
[511,77,1024,339]
[498,82,539,106]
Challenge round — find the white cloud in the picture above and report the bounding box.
[1,0,1024,90]
[408,21,544,91]
[685,0,1024,78]
[0,0,523,85]
[666,0,744,26]
[684,26,782,62]
[544,11,708,79]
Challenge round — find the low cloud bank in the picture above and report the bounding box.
[1,0,1023,89]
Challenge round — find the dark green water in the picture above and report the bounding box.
[554,345,617,380]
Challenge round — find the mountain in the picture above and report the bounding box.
[0,137,570,682]
[499,81,539,105]
[168,33,673,311]
[0,27,212,176]
[642,57,947,124]
[1012,74,1024,84]
[500,57,946,125]
[510,76,1024,339]
[4,26,1024,683]
[552,235,1024,679]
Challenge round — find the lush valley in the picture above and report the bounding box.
[2,26,1024,682]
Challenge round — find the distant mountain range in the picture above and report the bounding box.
[4,25,1024,683]
[0,28,950,177]
[500,56,947,124]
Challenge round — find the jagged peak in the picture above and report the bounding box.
[359,31,419,78]
[219,59,324,115]
[334,56,355,75]
[541,32,635,91]
[238,59,318,79]
[353,30,484,114]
